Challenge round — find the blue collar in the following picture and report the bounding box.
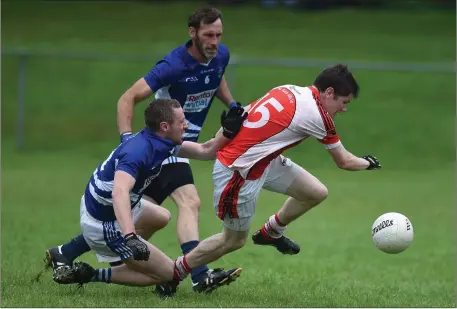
[144,127,176,147]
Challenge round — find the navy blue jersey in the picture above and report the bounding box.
[144,40,230,143]
[84,128,180,221]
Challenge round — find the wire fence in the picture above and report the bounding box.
[2,49,455,149]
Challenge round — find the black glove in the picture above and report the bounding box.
[221,103,248,139]
[120,132,133,143]
[363,155,381,170]
[124,233,150,261]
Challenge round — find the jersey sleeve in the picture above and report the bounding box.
[217,43,230,71]
[115,144,146,179]
[222,44,230,67]
[318,127,341,149]
[143,60,176,92]
[296,104,342,150]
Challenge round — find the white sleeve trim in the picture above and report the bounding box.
[324,141,342,150]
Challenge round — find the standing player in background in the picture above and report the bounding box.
[44,7,242,294]
[168,64,382,278]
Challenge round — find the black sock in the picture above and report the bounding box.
[60,233,91,262]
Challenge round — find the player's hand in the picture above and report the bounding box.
[221,103,248,139]
[124,233,150,261]
[120,132,133,143]
[363,155,381,170]
[229,101,243,109]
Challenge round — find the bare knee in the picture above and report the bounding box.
[171,185,202,214]
[223,231,248,252]
[176,195,201,214]
[230,237,247,251]
[312,184,328,204]
[136,203,172,232]
[156,208,172,229]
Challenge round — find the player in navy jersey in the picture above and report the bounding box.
[49,98,245,294]
[43,7,242,295]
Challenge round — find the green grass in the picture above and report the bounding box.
[1,1,455,307]
[2,148,455,307]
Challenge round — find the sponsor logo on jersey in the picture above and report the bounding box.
[183,88,218,113]
[183,76,198,83]
[201,68,214,74]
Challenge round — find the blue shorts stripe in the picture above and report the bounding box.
[102,221,133,260]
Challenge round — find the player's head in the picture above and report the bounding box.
[313,64,360,118]
[144,99,188,144]
[188,7,223,61]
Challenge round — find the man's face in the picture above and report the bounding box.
[190,18,223,60]
[321,87,353,118]
[164,107,187,145]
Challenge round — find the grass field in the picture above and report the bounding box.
[2,1,455,307]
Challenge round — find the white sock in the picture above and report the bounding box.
[174,255,191,281]
[264,214,287,238]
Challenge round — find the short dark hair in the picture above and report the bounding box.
[188,7,222,29]
[144,99,181,132]
[314,64,360,98]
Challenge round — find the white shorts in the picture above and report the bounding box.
[213,155,303,231]
[79,196,145,263]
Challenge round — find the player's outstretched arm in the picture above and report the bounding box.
[328,144,381,171]
[178,105,248,160]
[117,78,153,137]
[112,171,137,235]
[178,130,230,161]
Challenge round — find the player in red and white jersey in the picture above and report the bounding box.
[172,64,381,276]
[216,83,341,181]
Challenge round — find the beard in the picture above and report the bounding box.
[195,37,217,61]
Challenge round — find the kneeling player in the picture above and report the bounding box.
[51,98,246,296]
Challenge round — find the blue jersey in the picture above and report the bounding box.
[84,128,180,221]
[144,40,230,143]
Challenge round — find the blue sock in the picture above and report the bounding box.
[91,268,112,283]
[181,240,209,283]
[60,233,91,262]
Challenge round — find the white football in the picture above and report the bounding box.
[371,212,414,254]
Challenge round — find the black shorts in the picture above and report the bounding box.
[143,162,195,205]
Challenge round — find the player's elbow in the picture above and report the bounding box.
[118,90,136,107]
[332,151,354,170]
[335,159,350,170]
[112,186,129,202]
[335,157,359,171]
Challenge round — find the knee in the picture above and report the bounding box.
[224,234,247,252]
[157,208,172,229]
[312,184,328,204]
[177,196,201,213]
[297,183,328,206]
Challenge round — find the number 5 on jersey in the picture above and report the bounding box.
[243,87,296,130]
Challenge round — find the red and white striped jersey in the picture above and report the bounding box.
[216,85,342,180]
